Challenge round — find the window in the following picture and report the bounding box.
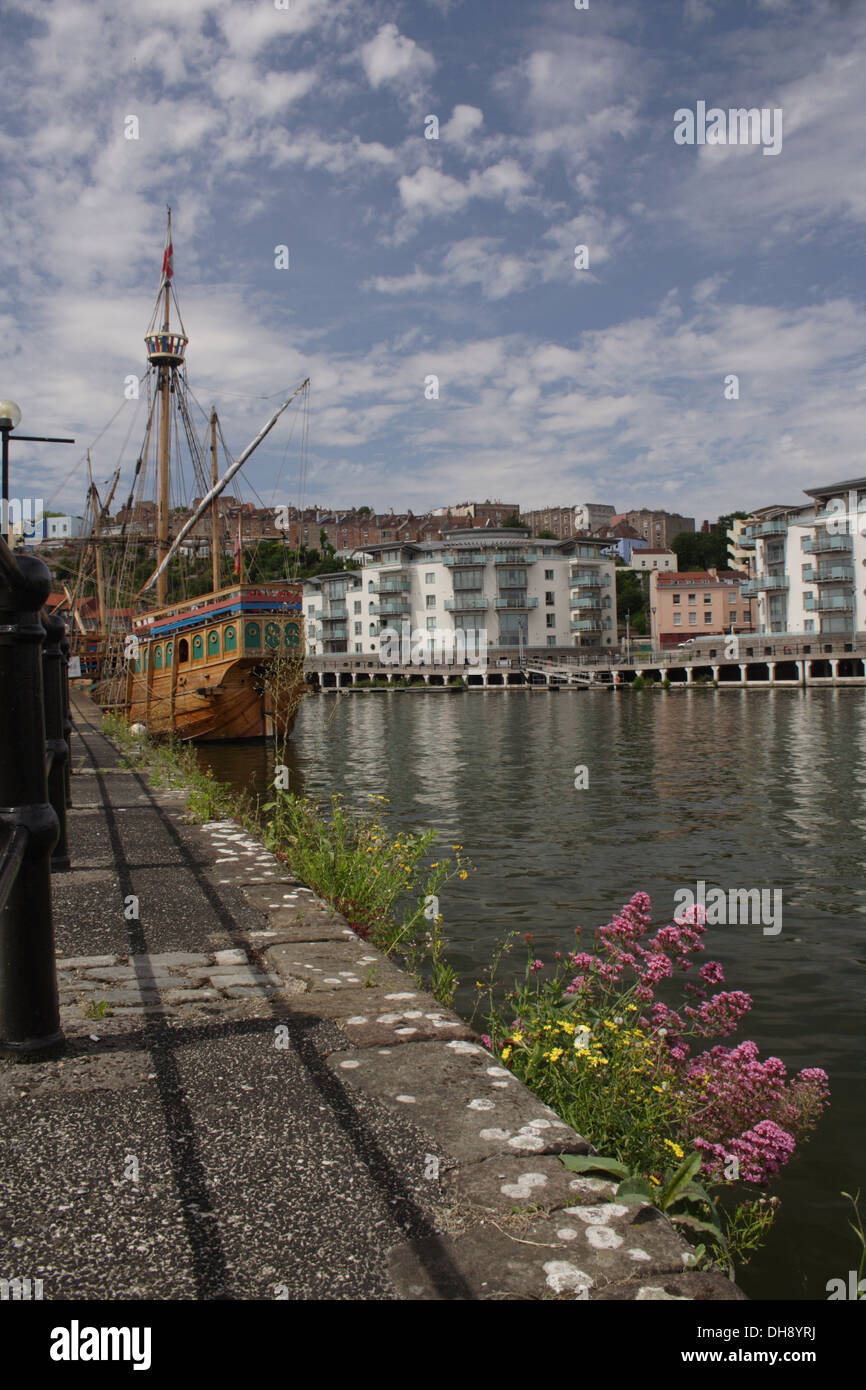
[804,619,814,632]
[355,644,362,653]
[426,594,436,609]
[673,594,680,604]
[704,612,713,623]
[688,593,696,603]
[547,635,557,647]
[308,604,316,617]
[544,569,554,580]
[545,591,554,605]
[674,613,682,626]
[426,617,437,631]
[729,611,737,623]
[369,602,376,614]
[704,594,712,604]
[354,601,361,614]
[425,572,435,584]
[546,614,556,628]
[368,580,375,592]
[354,622,361,635]
[369,624,377,636]
[689,612,697,625]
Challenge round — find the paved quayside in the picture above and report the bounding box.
[0,692,743,1301]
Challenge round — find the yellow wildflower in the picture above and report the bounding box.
[664,1140,685,1159]
[543,1048,565,1063]
[501,1046,512,1062]
[459,871,468,880]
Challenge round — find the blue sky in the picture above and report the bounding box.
[1,0,865,524]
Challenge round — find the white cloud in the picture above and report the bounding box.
[359,23,435,90]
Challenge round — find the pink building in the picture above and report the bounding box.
[650,570,755,649]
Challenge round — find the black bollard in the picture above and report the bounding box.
[60,630,72,808]
[43,614,70,872]
[0,549,63,1057]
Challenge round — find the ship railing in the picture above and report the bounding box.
[0,532,69,1058]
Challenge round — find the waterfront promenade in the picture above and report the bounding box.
[0,693,741,1301]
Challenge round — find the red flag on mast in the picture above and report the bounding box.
[233,517,242,576]
[162,241,174,282]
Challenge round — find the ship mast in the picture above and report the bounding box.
[145,208,188,608]
[210,408,220,592]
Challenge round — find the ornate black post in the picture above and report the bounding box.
[0,549,63,1057]
[43,614,70,872]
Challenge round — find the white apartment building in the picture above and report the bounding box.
[741,477,866,636]
[303,529,617,658]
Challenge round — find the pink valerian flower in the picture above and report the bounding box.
[529,959,545,973]
[675,903,708,928]
[695,1121,797,1185]
[699,960,725,986]
[568,952,596,971]
[638,954,673,987]
[684,990,752,1037]
[480,1034,492,1050]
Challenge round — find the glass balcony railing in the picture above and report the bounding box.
[743,518,788,540]
[739,575,788,596]
[322,625,348,640]
[803,533,853,553]
[322,608,348,622]
[378,598,411,616]
[804,595,854,613]
[444,597,488,611]
[443,553,486,567]
[493,552,537,565]
[811,566,854,584]
[370,579,411,593]
[570,572,604,588]
[570,617,602,632]
[494,596,538,609]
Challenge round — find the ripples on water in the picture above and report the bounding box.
[198,687,866,1301]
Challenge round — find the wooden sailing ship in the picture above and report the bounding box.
[89,212,309,741]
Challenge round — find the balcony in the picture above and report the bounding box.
[443,553,486,567]
[322,608,348,623]
[494,596,538,610]
[570,617,602,632]
[803,533,853,554]
[570,588,605,606]
[739,576,788,597]
[493,552,537,565]
[378,597,411,617]
[444,597,488,612]
[804,595,854,613]
[570,570,604,586]
[812,565,854,585]
[371,579,411,594]
[743,518,788,540]
[322,625,348,640]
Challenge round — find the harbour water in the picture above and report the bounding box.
[197,686,866,1301]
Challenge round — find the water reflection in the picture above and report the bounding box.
[197,686,866,1302]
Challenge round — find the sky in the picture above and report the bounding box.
[1,0,866,525]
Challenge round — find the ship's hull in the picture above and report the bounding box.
[91,583,306,742]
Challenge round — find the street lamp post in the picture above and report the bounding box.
[0,400,75,544]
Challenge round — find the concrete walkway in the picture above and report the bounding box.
[0,693,742,1301]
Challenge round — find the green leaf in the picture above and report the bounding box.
[671,1214,729,1246]
[558,1154,630,1179]
[660,1150,703,1209]
[616,1177,655,1202]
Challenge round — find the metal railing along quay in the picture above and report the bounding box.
[0,533,71,1058]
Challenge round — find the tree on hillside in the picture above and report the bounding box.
[616,569,649,634]
[671,530,729,571]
